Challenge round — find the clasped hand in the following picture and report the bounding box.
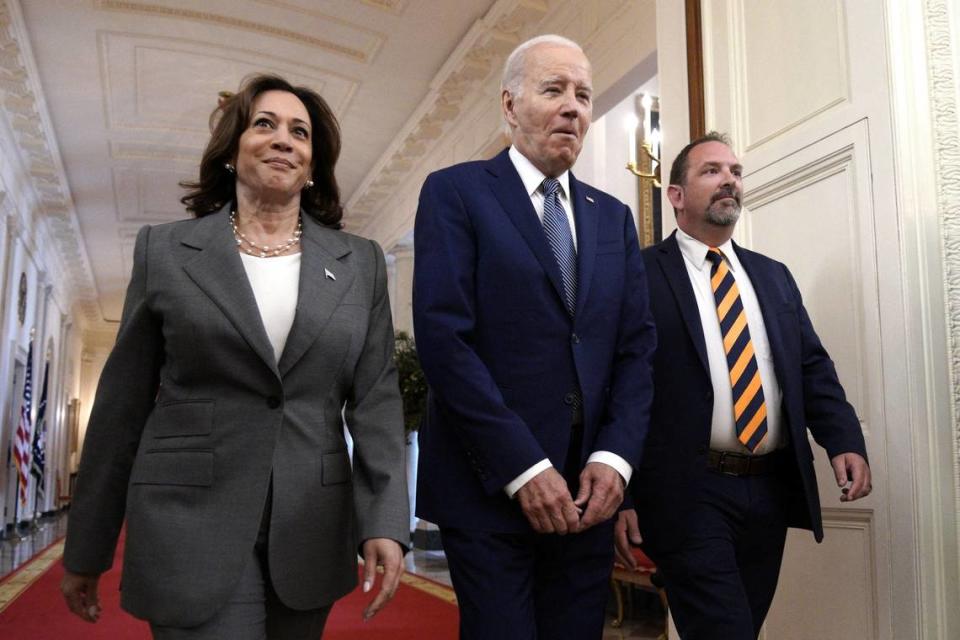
[516,462,624,535]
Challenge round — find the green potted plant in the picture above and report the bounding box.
[394,331,427,436]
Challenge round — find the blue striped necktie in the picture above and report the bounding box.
[541,178,577,316]
[705,248,768,452]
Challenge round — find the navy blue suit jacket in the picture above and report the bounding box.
[413,148,657,533]
[632,232,867,550]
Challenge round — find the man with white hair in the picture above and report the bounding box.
[413,34,656,638]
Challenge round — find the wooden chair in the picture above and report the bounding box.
[610,545,668,638]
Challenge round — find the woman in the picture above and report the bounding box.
[60,74,409,639]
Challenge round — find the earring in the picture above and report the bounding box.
[304,179,314,189]
[224,162,236,173]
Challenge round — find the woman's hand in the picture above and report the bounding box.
[61,570,103,622]
[360,538,404,621]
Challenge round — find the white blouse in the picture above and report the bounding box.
[239,252,301,362]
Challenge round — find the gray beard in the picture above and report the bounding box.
[705,202,741,226]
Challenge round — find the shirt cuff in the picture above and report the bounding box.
[587,451,633,485]
[505,459,553,498]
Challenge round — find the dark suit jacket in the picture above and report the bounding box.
[64,207,409,627]
[632,231,867,551]
[413,148,656,532]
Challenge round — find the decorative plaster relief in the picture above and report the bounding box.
[924,0,960,518]
[98,31,358,133]
[0,0,98,322]
[95,1,383,63]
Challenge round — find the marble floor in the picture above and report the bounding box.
[3,513,667,638]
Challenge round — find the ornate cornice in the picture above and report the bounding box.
[0,0,99,323]
[346,0,550,232]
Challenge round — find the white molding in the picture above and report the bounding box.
[922,0,960,633]
[0,0,100,323]
[884,0,960,636]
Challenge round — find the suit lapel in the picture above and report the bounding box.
[181,206,279,377]
[277,216,355,376]
[569,174,597,320]
[486,150,567,310]
[657,232,710,373]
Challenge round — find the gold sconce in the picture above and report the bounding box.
[626,94,661,187]
[626,93,662,247]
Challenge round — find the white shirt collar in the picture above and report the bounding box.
[508,146,571,200]
[675,227,738,273]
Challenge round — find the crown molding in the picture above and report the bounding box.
[0,0,100,324]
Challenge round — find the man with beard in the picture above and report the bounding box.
[615,132,871,639]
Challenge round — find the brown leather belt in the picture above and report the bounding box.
[707,449,781,476]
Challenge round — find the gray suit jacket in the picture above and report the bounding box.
[63,207,409,627]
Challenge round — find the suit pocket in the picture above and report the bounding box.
[131,449,213,486]
[148,400,214,438]
[321,450,351,485]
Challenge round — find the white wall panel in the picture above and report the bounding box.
[765,510,877,640]
[738,0,849,148]
[743,123,879,428]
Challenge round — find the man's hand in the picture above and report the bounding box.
[614,509,642,569]
[361,538,404,621]
[831,452,871,502]
[61,570,102,623]
[573,462,625,530]
[516,467,581,534]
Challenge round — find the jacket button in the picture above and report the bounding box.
[706,390,713,401]
[697,445,707,455]
[266,396,281,409]
[571,333,581,344]
[564,393,576,405]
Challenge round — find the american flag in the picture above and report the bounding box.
[13,338,33,509]
[30,361,49,508]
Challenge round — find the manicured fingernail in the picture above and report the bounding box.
[363,580,372,593]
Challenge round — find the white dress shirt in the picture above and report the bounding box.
[503,146,633,497]
[675,229,784,454]
[240,251,301,362]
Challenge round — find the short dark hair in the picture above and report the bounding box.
[180,74,343,227]
[668,131,732,187]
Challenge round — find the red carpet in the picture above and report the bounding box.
[0,536,458,639]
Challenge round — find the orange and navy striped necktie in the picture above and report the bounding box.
[705,248,768,452]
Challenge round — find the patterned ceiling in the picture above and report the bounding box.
[8,0,497,323]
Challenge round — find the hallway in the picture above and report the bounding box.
[1,513,666,638]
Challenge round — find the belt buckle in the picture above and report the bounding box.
[717,451,741,476]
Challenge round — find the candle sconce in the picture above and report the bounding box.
[625,94,661,187]
[626,93,662,247]
[626,139,661,187]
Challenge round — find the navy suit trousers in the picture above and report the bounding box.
[441,520,615,640]
[643,467,791,640]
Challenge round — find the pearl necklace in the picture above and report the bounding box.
[230,210,302,258]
